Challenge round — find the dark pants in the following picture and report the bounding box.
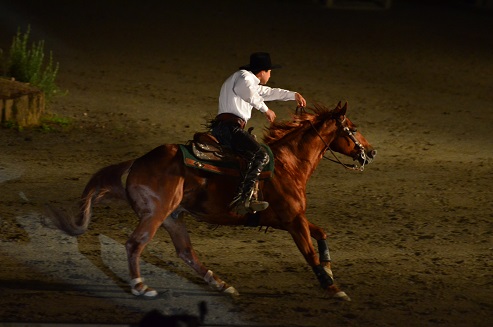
[210,114,269,202]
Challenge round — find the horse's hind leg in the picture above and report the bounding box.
[125,212,165,297]
[162,211,239,296]
[125,177,184,297]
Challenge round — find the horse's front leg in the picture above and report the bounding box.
[288,216,350,301]
[308,221,333,277]
[308,221,350,301]
[162,211,239,296]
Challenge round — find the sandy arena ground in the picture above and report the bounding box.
[0,1,492,326]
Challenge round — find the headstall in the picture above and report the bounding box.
[296,106,369,171]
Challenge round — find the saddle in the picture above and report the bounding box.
[191,132,237,162]
[179,132,274,179]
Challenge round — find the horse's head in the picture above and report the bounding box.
[265,102,376,171]
[327,102,376,169]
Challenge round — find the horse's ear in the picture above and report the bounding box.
[336,101,342,109]
[339,101,347,116]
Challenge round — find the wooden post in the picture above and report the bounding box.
[0,78,45,127]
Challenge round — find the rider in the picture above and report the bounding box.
[210,52,306,212]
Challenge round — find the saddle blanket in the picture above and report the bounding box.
[178,144,274,179]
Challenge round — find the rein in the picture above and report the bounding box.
[296,106,367,172]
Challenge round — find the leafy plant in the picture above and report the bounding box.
[1,120,22,131]
[7,25,61,101]
[39,114,72,132]
[1,114,72,132]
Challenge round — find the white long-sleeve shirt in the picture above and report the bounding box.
[218,70,296,122]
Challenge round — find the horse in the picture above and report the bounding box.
[48,101,376,301]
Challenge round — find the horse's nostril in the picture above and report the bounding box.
[369,150,377,158]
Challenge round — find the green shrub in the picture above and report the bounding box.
[39,114,72,132]
[7,25,61,102]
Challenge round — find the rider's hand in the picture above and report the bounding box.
[265,109,276,123]
[295,92,307,107]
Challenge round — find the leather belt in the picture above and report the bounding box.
[215,113,246,129]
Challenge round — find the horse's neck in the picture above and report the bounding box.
[273,121,337,182]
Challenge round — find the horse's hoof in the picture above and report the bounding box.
[334,291,351,301]
[223,286,240,297]
[131,286,158,297]
[130,277,158,297]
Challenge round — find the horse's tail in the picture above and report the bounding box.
[47,159,135,236]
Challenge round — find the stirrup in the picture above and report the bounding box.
[230,181,268,214]
[245,198,269,212]
[245,181,268,212]
[230,198,269,215]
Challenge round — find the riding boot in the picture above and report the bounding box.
[230,149,269,213]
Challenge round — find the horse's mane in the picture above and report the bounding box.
[262,103,341,145]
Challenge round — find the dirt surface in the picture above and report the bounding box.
[1,1,492,326]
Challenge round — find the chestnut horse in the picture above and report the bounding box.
[48,102,376,301]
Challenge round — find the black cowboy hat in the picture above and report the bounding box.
[239,52,282,71]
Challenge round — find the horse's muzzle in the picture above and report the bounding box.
[357,149,377,165]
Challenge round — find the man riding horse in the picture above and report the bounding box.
[210,52,306,212]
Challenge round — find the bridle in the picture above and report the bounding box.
[297,106,370,172]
